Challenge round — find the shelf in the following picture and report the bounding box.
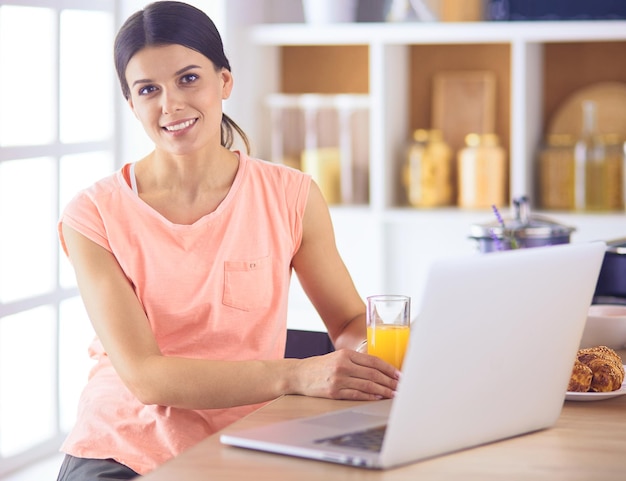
[224,9,626,330]
[250,21,626,45]
[245,20,626,212]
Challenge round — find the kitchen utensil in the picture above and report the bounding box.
[469,196,576,253]
[432,70,496,154]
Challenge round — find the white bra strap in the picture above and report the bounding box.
[129,162,138,195]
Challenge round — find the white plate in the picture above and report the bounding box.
[565,365,626,402]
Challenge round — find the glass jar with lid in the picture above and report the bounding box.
[584,133,625,211]
[402,129,453,207]
[457,133,507,209]
[537,134,576,210]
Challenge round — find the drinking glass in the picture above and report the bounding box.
[366,295,411,369]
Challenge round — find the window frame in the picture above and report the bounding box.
[0,0,119,475]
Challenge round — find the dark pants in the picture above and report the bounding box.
[56,454,139,480]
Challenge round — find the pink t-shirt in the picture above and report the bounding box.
[58,152,311,474]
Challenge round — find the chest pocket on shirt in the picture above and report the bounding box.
[223,256,272,311]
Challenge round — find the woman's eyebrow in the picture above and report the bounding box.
[175,64,202,76]
[131,65,202,88]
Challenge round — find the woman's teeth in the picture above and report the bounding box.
[164,119,196,131]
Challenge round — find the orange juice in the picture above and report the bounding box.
[367,325,410,370]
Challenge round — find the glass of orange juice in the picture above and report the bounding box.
[366,295,411,370]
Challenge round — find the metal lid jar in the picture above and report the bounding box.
[469,196,576,253]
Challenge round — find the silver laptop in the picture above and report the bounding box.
[220,241,606,469]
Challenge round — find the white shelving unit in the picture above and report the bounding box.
[221,6,626,330]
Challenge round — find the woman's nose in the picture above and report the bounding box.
[160,88,184,114]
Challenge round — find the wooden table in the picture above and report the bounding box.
[140,355,626,481]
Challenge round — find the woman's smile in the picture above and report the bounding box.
[162,118,198,134]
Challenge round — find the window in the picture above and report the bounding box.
[0,0,116,475]
[0,0,225,475]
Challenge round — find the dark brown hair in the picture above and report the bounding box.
[114,1,250,153]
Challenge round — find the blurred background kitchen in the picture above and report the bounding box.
[1,0,625,478]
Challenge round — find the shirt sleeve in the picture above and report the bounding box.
[58,189,112,258]
[288,170,311,257]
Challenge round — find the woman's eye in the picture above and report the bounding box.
[138,85,157,96]
[180,73,198,84]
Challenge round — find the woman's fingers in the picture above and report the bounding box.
[297,349,401,400]
[333,350,400,400]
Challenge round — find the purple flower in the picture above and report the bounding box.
[491,204,519,250]
[488,227,504,251]
[491,204,505,228]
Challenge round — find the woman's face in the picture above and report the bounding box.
[125,44,233,156]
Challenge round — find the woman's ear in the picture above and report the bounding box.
[221,69,234,100]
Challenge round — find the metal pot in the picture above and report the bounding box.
[593,238,626,305]
[469,196,576,253]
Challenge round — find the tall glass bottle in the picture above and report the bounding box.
[600,133,625,211]
[574,100,602,210]
[574,101,625,211]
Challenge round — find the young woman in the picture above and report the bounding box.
[56,2,399,480]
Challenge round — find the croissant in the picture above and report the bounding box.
[567,359,593,392]
[572,346,625,393]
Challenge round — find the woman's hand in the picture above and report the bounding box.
[291,349,401,401]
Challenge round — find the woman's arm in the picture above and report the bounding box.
[62,219,397,410]
[291,181,368,351]
[290,181,400,385]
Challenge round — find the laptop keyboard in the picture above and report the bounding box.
[314,425,387,452]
